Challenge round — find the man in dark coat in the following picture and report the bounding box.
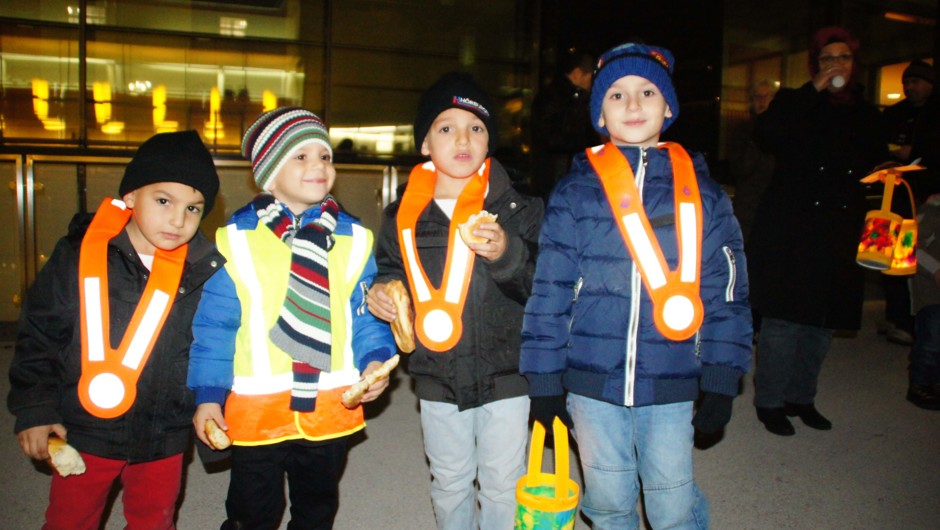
[529,49,598,200]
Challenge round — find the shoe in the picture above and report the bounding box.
[886,328,914,346]
[906,385,940,411]
[756,407,795,436]
[784,402,832,430]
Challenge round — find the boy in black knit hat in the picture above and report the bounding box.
[8,130,224,529]
[367,72,544,529]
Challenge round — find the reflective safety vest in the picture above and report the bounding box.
[78,198,187,419]
[586,142,704,341]
[396,160,489,352]
[215,220,373,445]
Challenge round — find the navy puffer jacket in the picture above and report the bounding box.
[521,145,752,407]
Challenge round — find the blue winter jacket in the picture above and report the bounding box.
[520,145,752,407]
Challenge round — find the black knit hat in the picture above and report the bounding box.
[119,130,220,216]
[903,60,935,85]
[413,72,497,155]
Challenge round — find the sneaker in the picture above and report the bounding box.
[784,402,832,430]
[906,385,940,411]
[756,407,795,436]
[886,328,914,346]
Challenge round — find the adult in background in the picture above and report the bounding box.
[529,49,598,201]
[879,60,935,346]
[730,79,776,244]
[749,26,888,436]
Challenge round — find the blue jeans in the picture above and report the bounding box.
[419,397,529,530]
[753,317,833,408]
[568,394,708,530]
[910,305,940,387]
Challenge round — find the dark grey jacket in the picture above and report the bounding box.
[374,158,543,410]
[8,212,224,463]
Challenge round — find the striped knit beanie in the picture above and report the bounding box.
[242,107,332,191]
[590,42,679,135]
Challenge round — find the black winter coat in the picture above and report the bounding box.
[8,213,224,462]
[375,159,543,410]
[748,82,888,330]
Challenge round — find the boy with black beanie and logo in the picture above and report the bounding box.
[187,107,396,529]
[521,43,752,528]
[367,72,543,529]
[8,130,224,529]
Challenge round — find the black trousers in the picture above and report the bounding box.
[222,438,348,530]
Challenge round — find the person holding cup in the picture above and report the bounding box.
[748,26,889,436]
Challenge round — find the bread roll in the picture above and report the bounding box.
[458,211,498,245]
[204,418,232,450]
[341,354,401,408]
[47,437,86,477]
[386,280,415,353]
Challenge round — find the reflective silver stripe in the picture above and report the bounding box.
[344,226,369,373]
[722,246,736,302]
[232,368,361,395]
[679,203,698,283]
[347,224,368,283]
[445,230,472,303]
[227,225,272,377]
[84,277,105,362]
[623,213,667,288]
[402,228,432,302]
[121,290,170,370]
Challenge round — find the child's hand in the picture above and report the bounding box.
[367,283,398,323]
[193,403,226,448]
[17,423,67,460]
[359,360,391,403]
[468,221,507,262]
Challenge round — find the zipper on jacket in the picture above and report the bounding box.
[572,276,584,302]
[624,147,647,407]
[722,246,736,302]
[694,331,702,358]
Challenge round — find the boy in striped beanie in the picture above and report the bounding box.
[187,106,396,528]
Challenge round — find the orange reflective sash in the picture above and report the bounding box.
[78,198,187,418]
[396,160,489,351]
[586,142,704,341]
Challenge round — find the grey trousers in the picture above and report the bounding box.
[753,317,834,408]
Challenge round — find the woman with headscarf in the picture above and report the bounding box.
[749,26,888,436]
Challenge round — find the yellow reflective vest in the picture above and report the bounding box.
[215,220,375,445]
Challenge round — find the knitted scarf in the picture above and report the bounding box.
[253,193,339,412]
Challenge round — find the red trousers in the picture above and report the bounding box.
[44,452,183,530]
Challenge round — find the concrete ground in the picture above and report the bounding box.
[2,299,939,529]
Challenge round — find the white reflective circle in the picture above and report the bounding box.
[663,295,695,331]
[88,372,125,409]
[423,309,454,343]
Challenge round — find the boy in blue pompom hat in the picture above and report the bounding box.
[521,42,752,528]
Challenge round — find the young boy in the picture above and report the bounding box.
[367,72,543,529]
[8,130,222,529]
[187,107,397,529]
[520,43,752,528]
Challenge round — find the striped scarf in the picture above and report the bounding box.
[253,193,339,412]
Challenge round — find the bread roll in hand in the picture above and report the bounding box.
[386,280,415,353]
[204,418,232,450]
[341,354,401,408]
[47,437,86,477]
[458,211,498,245]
